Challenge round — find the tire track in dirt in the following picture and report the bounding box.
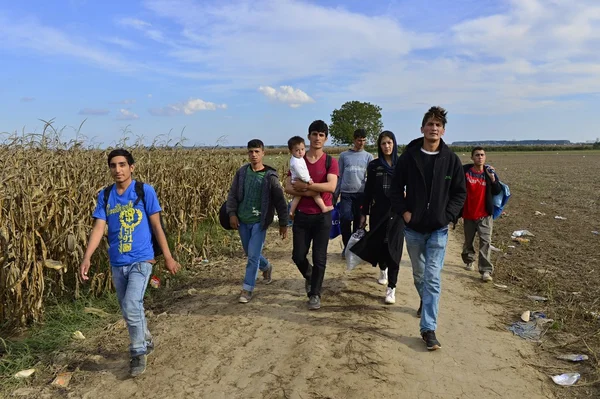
[60,231,554,399]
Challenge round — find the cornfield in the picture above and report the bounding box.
[0,129,263,329]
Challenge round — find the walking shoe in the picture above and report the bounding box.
[129,354,147,377]
[262,265,273,284]
[482,272,493,282]
[421,330,441,351]
[146,340,154,356]
[417,300,422,318]
[238,290,252,303]
[377,268,388,285]
[305,279,311,296]
[384,287,396,304]
[308,295,321,310]
[464,263,474,271]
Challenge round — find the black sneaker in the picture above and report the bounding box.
[421,330,441,351]
[129,354,147,377]
[308,295,321,310]
[417,301,422,318]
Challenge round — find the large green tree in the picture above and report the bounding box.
[329,101,383,145]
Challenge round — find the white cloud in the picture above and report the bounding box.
[78,108,109,116]
[117,109,139,120]
[114,99,136,105]
[147,94,153,98]
[117,17,165,43]
[258,85,314,108]
[102,36,138,50]
[149,98,227,116]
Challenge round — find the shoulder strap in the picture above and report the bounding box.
[325,154,331,172]
[103,184,114,212]
[134,180,146,207]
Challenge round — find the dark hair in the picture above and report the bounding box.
[107,148,134,166]
[308,120,328,136]
[288,136,305,151]
[247,139,264,149]
[353,128,367,139]
[421,106,448,128]
[471,146,485,156]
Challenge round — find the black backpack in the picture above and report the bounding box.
[219,154,332,230]
[103,181,165,257]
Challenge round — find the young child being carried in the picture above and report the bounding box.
[288,136,334,219]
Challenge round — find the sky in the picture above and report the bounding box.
[2,0,600,146]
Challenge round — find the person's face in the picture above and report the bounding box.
[380,136,394,156]
[471,150,486,166]
[291,143,306,158]
[421,117,445,142]
[308,131,328,149]
[353,136,367,150]
[109,156,134,184]
[247,147,264,165]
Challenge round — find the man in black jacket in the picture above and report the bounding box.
[390,106,466,351]
[461,147,502,282]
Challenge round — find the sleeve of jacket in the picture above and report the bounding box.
[271,174,289,227]
[390,154,408,216]
[226,168,241,216]
[361,163,375,216]
[490,173,502,195]
[446,155,467,223]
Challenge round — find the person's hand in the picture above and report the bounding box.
[359,215,367,229]
[291,180,309,191]
[165,257,181,275]
[80,258,91,281]
[279,226,288,239]
[229,215,240,229]
[403,211,412,224]
[486,165,496,182]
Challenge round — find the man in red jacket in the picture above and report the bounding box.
[461,147,502,282]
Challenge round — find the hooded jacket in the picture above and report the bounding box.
[389,137,466,234]
[226,164,289,230]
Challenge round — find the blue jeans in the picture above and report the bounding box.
[404,226,448,333]
[112,262,153,357]
[238,222,270,292]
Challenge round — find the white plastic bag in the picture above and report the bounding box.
[346,229,367,271]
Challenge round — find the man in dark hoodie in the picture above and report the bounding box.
[461,147,502,282]
[390,106,466,351]
[226,139,289,304]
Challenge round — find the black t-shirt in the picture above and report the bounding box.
[419,148,439,202]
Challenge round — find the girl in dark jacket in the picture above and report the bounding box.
[359,131,405,304]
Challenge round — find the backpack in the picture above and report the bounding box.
[103,181,165,257]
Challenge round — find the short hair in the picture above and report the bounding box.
[471,146,485,156]
[247,139,264,150]
[288,136,305,151]
[421,106,448,128]
[107,148,134,166]
[308,120,328,136]
[353,128,367,139]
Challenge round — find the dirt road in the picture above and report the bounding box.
[63,231,554,399]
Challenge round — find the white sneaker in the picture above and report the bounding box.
[464,263,474,271]
[482,272,493,282]
[385,287,396,304]
[378,269,388,285]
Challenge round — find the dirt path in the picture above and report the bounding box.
[64,231,554,399]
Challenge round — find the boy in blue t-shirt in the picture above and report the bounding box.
[80,149,180,377]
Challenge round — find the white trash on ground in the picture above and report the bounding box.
[512,230,535,238]
[557,354,588,362]
[551,373,580,386]
[14,369,35,378]
[554,216,567,220]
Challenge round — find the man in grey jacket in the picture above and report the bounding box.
[226,139,289,303]
[336,130,373,260]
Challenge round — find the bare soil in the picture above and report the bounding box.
[20,228,559,399]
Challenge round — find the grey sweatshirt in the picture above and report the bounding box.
[336,149,374,194]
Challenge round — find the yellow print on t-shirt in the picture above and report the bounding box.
[108,201,143,254]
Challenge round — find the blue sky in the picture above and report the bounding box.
[2,0,600,146]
